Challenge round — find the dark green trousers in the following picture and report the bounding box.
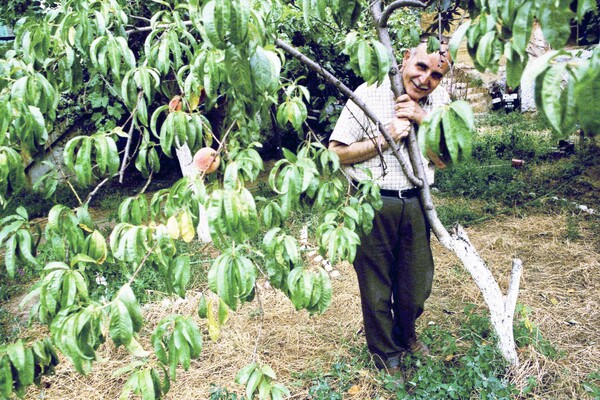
[354,195,434,369]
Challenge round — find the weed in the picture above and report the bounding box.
[582,370,600,398]
[209,384,240,400]
[565,214,581,241]
[435,196,487,226]
[0,307,22,345]
[513,304,562,360]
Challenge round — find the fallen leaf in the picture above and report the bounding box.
[550,297,558,305]
[347,385,362,395]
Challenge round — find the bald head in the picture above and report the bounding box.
[401,42,451,101]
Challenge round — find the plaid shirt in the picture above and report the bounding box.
[330,77,450,191]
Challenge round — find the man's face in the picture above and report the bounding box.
[401,43,450,101]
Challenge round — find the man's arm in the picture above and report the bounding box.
[328,118,411,165]
[329,93,428,166]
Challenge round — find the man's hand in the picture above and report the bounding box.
[395,94,426,125]
[389,118,411,143]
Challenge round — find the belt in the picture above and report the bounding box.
[379,187,421,198]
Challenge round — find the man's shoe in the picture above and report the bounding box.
[385,366,405,385]
[406,337,431,356]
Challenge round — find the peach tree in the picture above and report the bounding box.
[0,0,598,398]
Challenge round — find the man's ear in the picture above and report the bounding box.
[403,50,411,63]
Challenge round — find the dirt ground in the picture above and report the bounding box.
[23,208,599,399]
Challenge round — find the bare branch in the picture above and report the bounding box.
[125,20,193,35]
[85,175,113,205]
[380,0,427,27]
[274,38,422,187]
[119,92,143,183]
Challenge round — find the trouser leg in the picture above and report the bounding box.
[391,197,434,347]
[354,197,404,368]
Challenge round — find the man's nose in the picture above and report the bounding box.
[418,72,431,85]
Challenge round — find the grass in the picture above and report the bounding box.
[434,111,599,229]
[288,304,556,399]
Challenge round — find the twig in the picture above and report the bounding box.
[125,20,193,35]
[128,242,159,286]
[48,145,83,205]
[85,175,114,205]
[119,92,143,183]
[275,38,422,188]
[139,170,154,194]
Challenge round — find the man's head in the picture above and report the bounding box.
[401,41,451,101]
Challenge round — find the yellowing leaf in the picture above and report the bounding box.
[206,298,220,342]
[188,92,200,110]
[166,215,180,240]
[178,211,195,243]
[78,223,94,233]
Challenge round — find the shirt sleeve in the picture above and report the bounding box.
[329,84,370,145]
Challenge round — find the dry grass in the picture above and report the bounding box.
[23,210,599,399]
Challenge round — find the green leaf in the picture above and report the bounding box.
[75,138,93,186]
[4,235,17,279]
[577,0,598,22]
[475,31,495,69]
[0,355,13,398]
[117,284,143,333]
[250,46,280,94]
[173,255,191,298]
[424,107,444,156]
[574,57,600,134]
[7,340,34,387]
[521,50,558,93]
[449,21,471,62]
[235,362,258,386]
[110,300,134,348]
[512,1,533,58]
[505,45,528,89]
[539,2,574,48]
[218,297,229,326]
[203,1,228,49]
[540,63,567,134]
[357,40,372,83]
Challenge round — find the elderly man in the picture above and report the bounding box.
[328,39,451,376]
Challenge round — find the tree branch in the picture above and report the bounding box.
[274,38,422,187]
[125,20,193,35]
[119,92,143,184]
[380,0,427,27]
